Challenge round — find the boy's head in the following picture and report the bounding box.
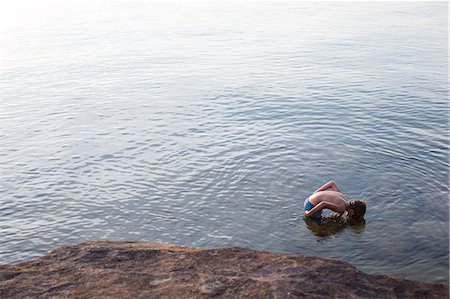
[349,200,366,218]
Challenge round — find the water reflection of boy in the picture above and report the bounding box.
[304,215,365,237]
[304,180,366,219]
[304,216,346,237]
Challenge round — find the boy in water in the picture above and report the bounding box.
[304,180,366,220]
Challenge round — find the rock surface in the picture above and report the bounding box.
[0,241,448,298]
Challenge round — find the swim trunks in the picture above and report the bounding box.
[304,197,322,219]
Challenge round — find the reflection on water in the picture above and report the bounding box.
[1,1,448,282]
[304,216,366,238]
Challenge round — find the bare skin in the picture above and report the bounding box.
[304,181,355,218]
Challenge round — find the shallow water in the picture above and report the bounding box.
[1,1,448,282]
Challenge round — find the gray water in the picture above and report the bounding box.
[1,1,448,282]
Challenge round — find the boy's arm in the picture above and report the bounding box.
[314,180,341,193]
[304,202,327,217]
[304,201,345,217]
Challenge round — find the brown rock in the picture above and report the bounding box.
[0,241,448,298]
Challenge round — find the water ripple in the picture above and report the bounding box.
[1,1,448,282]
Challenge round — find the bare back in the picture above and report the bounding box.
[309,191,348,213]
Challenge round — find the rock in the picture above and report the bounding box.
[0,241,447,298]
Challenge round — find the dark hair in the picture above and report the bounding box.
[350,200,366,218]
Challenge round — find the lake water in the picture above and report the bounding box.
[1,1,448,282]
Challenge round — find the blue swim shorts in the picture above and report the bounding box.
[304,198,322,219]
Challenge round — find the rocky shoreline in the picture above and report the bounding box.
[0,241,448,298]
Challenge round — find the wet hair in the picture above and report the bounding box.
[349,200,366,218]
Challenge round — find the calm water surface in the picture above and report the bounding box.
[1,1,448,282]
